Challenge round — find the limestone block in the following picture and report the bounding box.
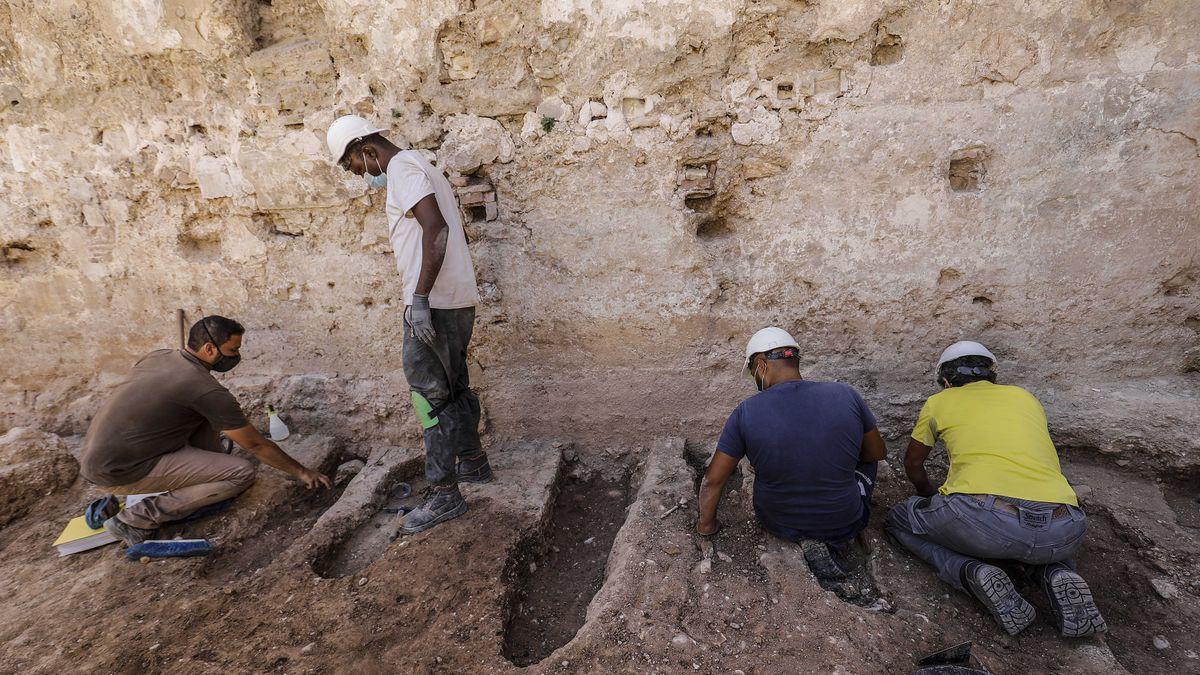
[731,107,782,146]
[0,428,78,527]
[810,0,906,42]
[95,0,183,53]
[521,112,546,142]
[1115,26,1158,75]
[578,101,608,126]
[11,29,62,97]
[238,133,347,211]
[976,32,1039,83]
[536,97,573,123]
[438,115,515,174]
[0,85,22,113]
[439,20,479,81]
[193,156,253,200]
[245,39,336,119]
[741,156,788,180]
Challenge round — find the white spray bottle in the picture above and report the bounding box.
[266,404,290,441]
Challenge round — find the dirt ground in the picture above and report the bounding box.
[0,435,1196,674]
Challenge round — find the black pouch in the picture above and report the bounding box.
[84,495,120,529]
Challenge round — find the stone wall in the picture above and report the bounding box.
[1,0,1197,467]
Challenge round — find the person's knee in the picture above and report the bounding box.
[885,499,914,532]
[230,458,257,491]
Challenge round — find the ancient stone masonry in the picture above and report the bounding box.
[0,2,1199,672]
[0,1,1198,468]
[451,175,499,223]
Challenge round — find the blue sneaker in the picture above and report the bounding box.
[401,486,468,534]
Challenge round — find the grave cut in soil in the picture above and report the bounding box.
[502,463,635,666]
[315,474,429,578]
[203,482,346,581]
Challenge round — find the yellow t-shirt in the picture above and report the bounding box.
[911,381,1077,506]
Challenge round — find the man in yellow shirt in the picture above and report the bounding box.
[886,341,1106,638]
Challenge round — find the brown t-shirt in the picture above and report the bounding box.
[80,349,249,486]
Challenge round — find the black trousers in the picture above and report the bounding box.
[402,306,483,486]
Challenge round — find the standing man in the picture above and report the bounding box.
[886,341,1107,637]
[696,327,887,579]
[327,115,490,534]
[80,316,332,546]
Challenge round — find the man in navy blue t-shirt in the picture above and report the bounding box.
[697,327,886,578]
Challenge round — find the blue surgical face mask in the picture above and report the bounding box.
[364,152,388,189]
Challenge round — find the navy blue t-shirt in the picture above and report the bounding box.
[717,380,878,544]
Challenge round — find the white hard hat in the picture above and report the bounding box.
[744,327,800,374]
[326,115,387,163]
[936,340,997,368]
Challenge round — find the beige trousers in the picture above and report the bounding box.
[110,446,256,529]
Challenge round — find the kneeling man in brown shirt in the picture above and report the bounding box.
[80,315,332,545]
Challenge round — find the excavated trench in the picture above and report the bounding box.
[202,481,348,581]
[501,455,639,666]
[314,472,429,579]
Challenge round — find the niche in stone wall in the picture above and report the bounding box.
[872,28,904,66]
[678,160,717,211]
[451,175,498,222]
[947,144,991,193]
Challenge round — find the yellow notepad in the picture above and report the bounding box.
[52,515,118,556]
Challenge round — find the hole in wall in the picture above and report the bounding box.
[972,295,993,306]
[695,215,733,240]
[2,240,35,263]
[947,145,990,193]
[621,97,648,119]
[502,456,639,666]
[871,32,904,66]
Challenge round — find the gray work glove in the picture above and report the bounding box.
[406,293,436,345]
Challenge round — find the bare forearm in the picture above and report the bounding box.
[697,477,725,528]
[415,226,447,295]
[906,463,937,497]
[248,440,308,478]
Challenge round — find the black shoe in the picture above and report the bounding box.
[800,539,847,580]
[456,453,494,484]
[400,486,468,534]
[103,516,156,547]
[1042,564,1107,638]
[963,562,1036,636]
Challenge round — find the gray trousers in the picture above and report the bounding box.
[403,306,482,486]
[886,493,1087,592]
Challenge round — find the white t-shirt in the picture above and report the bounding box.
[384,151,480,309]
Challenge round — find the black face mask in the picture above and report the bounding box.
[200,320,241,372]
